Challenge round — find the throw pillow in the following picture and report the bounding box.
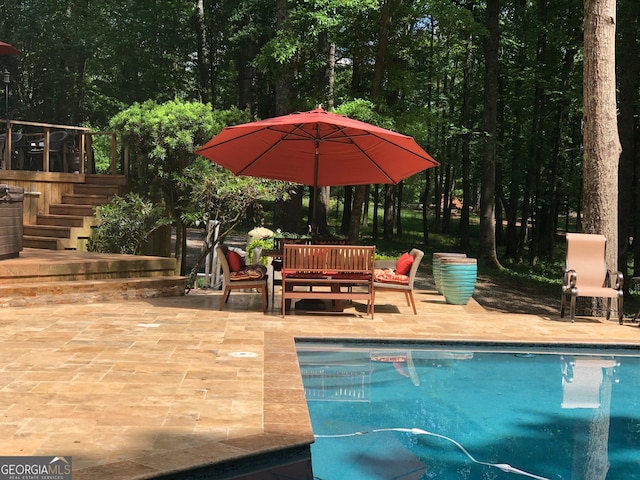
[226,250,245,272]
[395,252,414,276]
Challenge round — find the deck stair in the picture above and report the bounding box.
[23,175,127,251]
[2,175,187,307]
[0,249,186,308]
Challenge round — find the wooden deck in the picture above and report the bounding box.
[0,248,185,307]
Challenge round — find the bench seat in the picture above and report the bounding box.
[281,244,375,318]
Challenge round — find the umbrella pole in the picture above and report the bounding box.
[311,140,319,235]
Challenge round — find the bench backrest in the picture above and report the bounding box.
[283,244,376,274]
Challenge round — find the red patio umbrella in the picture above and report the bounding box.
[195,107,438,189]
[0,41,20,56]
[195,107,438,228]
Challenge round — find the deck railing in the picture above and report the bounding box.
[1,120,128,176]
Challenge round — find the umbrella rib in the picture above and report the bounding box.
[197,126,289,176]
[320,130,435,184]
[273,125,435,184]
[197,126,272,152]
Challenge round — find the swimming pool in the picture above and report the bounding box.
[297,341,640,480]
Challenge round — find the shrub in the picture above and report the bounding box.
[88,194,170,255]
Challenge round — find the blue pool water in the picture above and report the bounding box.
[297,342,640,480]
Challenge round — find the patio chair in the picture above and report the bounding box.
[0,132,22,169]
[560,233,623,323]
[561,356,619,408]
[373,248,424,315]
[216,245,268,312]
[27,130,68,171]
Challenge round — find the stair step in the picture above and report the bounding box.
[0,276,187,308]
[36,214,94,228]
[85,174,128,186]
[24,224,71,238]
[0,250,178,284]
[49,204,97,216]
[24,175,128,252]
[62,193,113,206]
[73,184,120,196]
[23,236,70,250]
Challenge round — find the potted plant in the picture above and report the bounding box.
[246,237,275,266]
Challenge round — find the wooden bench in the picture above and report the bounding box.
[281,244,376,318]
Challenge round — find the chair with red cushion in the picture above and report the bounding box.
[373,248,424,315]
[216,245,268,312]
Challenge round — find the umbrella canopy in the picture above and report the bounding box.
[195,107,438,188]
[0,41,20,55]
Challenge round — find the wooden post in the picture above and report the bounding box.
[111,133,118,174]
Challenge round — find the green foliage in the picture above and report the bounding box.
[88,194,170,255]
[246,237,275,265]
[177,157,294,237]
[109,100,251,222]
[90,133,117,174]
[333,99,395,130]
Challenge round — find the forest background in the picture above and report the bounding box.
[1,0,639,301]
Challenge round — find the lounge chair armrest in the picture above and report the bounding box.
[606,269,624,290]
[562,268,577,289]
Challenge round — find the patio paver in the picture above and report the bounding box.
[0,286,638,479]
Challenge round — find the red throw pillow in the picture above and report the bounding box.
[395,252,414,276]
[226,250,245,272]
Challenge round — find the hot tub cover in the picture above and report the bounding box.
[0,184,24,202]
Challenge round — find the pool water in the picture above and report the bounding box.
[297,342,640,480]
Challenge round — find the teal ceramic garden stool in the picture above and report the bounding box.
[440,257,477,305]
[432,252,467,294]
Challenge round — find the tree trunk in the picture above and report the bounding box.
[175,218,186,276]
[373,184,380,241]
[442,163,453,233]
[543,46,576,260]
[460,37,473,252]
[327,42,336,109]
[348,185,367,243]
[616,0,640,293]
[582,0,621,275]
[275,186,303,234]
[396,181,403,238]
[505,73,523,259]
[478,0,501,269]
[421,169,431,247]
[383,184,394,241]
[311,186,330,235]
[273,0,302,232]
[341,186,353,235]
[528,13,547,265]
[433,166,442,233]
[362,185,370,228]
[194,0,209,103]
[371,0,401,102]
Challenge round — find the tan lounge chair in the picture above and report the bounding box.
[560,233,623,323]
[373,248,424,315]
[216,245,268,312]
